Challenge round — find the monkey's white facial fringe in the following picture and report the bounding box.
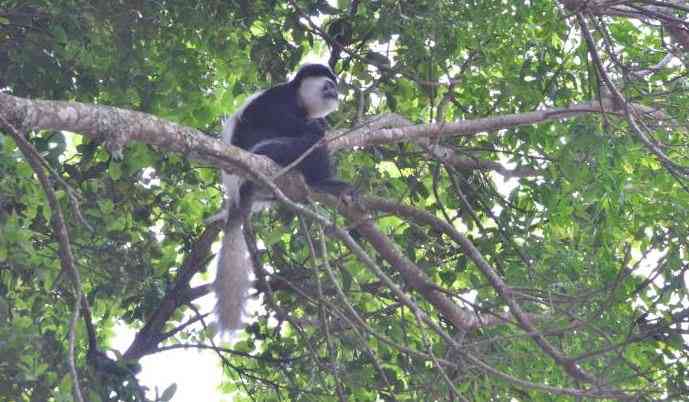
[299,76,339,118]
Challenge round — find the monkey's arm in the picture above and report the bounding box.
[250,136,355,198]
[249,136,320,166]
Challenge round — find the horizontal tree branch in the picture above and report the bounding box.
[329,99,660,151]
[2,94,660,179]
[0,93,319,203]
[0,93,275,179]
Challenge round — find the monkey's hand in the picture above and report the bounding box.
[305,118,328,132]
[311,179,361,207]
[337,184,361,207]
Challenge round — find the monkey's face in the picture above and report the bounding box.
[299,76,339,118]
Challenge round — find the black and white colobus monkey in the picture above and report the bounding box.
[215,64,353,331]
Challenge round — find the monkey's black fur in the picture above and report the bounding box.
[232,63,351,197]
[231,64,337,149]
[215,63,353,331]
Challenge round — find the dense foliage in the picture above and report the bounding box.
[1,0,688,400]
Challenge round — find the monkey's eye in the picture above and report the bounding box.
[322,80,338,99]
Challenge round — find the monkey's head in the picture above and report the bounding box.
[294,64,339,119]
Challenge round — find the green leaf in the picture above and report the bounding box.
[160,383,177,401]
[109,162,123,180]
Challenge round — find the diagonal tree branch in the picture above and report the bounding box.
[560,0,689,53]
[332,195,599,384]
[124,222,222,360]
[0,116,86,402]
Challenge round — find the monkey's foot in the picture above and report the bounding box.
[338,186,363,208]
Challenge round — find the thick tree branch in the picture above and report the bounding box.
[329,99,662,151]
[124,222,222,360]
[348,196,600,385]
[0,93,274,181]
[560,0,689,53]
[2,94,661,174]
[0,93,319,205]
[315,195,629,399]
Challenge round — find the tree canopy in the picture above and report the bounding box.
[1,0,689,401]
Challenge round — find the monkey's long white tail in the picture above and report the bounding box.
[214,213,251,331]
[213,114,251,331]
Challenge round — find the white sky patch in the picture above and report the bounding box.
[460,289,478,308]
[111,251,228,401]
[490,154,519,217]
[111,223,271,400]
[633,248,668,290]
[140,167,161,189]
[111,320,228,401]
